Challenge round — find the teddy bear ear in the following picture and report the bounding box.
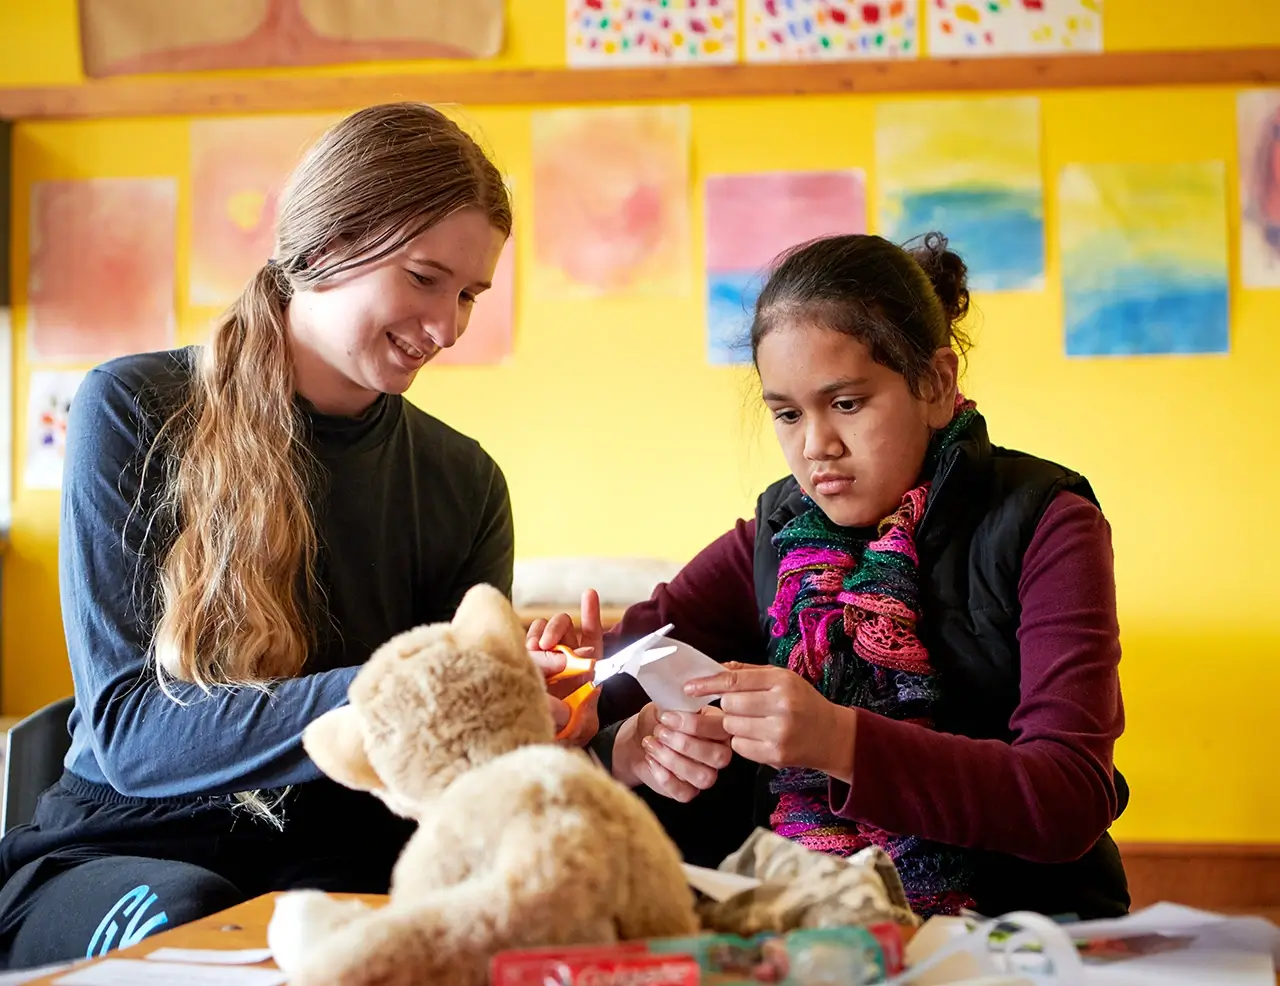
[451,583,524,655]
[303,706,384,794]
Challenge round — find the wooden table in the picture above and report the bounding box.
[22,893,387,985]
[18,892,1280,985]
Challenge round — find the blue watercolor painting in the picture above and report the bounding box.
[1059,162,1229,357]
[876,97,1044,292]
[707,270,764,365]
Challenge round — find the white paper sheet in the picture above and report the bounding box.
[0,963,76,985]
[1084,949,1275,986]
[1061,902,1280,962]
[146,947,274,965]
[631,640,723,712]
[55,958,287,986]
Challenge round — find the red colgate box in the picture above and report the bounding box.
[490,944,699,986]
[491,923,904,985]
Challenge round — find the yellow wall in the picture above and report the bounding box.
[3,0,1280,844]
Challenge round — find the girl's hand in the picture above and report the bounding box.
[613,703,733,802]
[525,589,605,684]
[525,590,603,747]
[684,663,857,782]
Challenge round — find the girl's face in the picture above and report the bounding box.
[286,207,505,415]
[756,320,958,528]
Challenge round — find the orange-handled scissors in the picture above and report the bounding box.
[546,624,674,741]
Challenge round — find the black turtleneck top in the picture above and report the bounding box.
[58,347,513,798]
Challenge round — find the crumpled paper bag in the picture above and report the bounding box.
[696,828,919,936]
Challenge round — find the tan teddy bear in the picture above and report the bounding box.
[267,583,699,986]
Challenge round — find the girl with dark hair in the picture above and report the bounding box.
[531,232,1129,920]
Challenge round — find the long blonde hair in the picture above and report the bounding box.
[150,103,511,693]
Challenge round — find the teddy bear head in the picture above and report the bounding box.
[302,584,555,817]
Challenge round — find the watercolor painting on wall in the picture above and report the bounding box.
[705,170,867,364]
[745,0,918,61]
[532,105,690,297]
[79,0,503,76]
[1238,88,1280,289]
[926,0,1102,56]
[23,369,87,491]
[190,114,334,308]
[876,96,1044,292]
[568,0,736,65]
[28,178,176,362]
[1059,162,1228,357]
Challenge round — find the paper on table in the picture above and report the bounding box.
[681,863,762,902]
[146,948,274,965]
[629,640,723,713]
[0,963,76,985]
[1060,903,1280,963]
[55,958,287,985]
[1083,949,1275,986]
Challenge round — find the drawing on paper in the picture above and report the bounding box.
[190,115,334,308]
[926,0,1102,56]
[28,178,176,362]
[568,0,736,65]
[532,105,690,297]
[705,171,867,364]
[876,96,1044,292]
[23,370,87,491]
[79,0,503,76]
[745,0,917,61]
[1238,88,1280,289]
[1059,162,1228,357]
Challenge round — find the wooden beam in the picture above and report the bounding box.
[2,47,1278,121]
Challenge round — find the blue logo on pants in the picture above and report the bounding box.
[87,884,169,958]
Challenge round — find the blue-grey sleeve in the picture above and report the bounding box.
[60,367,359,798]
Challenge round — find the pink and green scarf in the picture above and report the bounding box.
[767,395,980,918]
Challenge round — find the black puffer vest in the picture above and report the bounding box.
[749,416,1129,919]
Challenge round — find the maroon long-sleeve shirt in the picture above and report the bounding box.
[603,491,1124,865]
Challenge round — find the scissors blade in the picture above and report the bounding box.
[592,623,674,686]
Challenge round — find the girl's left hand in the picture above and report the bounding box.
[684,663,857,783]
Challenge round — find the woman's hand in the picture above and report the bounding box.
[526,590,604,747]
[684,663,857,782]
[612,703,733,802]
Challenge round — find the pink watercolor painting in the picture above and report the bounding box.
[532,105,690,297]
[28,179,176,363]
[79,0,503,76]
[430,237,515,366]
[705,170,866,363]
[189,115,334,308]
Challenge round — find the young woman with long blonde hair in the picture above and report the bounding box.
[0,103,570,969]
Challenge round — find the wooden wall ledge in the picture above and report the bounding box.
[2,47,1278,121]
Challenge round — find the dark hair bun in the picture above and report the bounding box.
[908,231,970,327]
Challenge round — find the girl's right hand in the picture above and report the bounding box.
[613,703,733,803]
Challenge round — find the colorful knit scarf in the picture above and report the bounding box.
[767,395,980,918]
